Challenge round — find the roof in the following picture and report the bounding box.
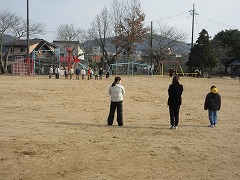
[4,38,58,48]
[53,40,80,44]
[229,60,240,66]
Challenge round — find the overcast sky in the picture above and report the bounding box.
[0,0,239,43]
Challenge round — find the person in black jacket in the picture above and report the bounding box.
[204,86,221,128]
[167,75,183,129]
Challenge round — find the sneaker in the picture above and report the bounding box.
[170,126,174,129]
[174,126,178,129]
[210,125,214,128]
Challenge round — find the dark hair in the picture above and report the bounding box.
[111,76,121,87]
[172,75,180,84]
[210,85,216,89]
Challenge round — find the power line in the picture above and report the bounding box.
[197,15,236,29]
[149,12,189,23]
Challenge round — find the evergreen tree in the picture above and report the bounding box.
[186,29,217,74]
[212,29,240,73]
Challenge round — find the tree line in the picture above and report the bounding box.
[1,0,239,75]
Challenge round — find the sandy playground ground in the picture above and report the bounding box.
[0,74,239,180]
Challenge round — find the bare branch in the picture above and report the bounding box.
[56,24,84,42]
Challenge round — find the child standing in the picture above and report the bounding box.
[204,86,221,128]
[81,67,86,80]
[69,67,74,80]
[75,68,80,80]
[49,65,53,79]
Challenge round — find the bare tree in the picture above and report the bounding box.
[0,10,45,74]
[115,0,148,61]
[0,10,20,74]
[144,22,187,69]
[56,23,84,42]
[88,6,112,67]
[110,0,126,62]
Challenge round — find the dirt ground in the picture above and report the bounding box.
[0,75,239,180]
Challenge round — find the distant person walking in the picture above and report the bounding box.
[167,75,183,129]
[107,76,125,126]
[204,86,221,128]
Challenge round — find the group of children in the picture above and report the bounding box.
[49,66,111,81]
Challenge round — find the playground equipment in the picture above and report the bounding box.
[78,62,89,70]
[32,49,60,75]
[155,60,185,77]
[110,62,151,76]
[60,48,80,70]
[10,56,32,75]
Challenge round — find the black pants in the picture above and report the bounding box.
[108,101,123,126]
[55,73,59,79]
[169,106,180,127]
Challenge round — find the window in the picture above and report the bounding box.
[21,48,25,53]
[10,48,14,53]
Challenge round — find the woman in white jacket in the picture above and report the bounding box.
[107,76,125,126]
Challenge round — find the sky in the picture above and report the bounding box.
[0,0,239,43]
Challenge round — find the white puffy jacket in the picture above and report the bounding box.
[109,84,125,102]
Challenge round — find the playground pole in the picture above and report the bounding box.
[161,63,164,77]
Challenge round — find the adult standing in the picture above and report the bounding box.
[167,75,183,129]
[107,76,125,126]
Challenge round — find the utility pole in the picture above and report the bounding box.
[189,4,198,49]
[26,0,30,75]
[27,0,29,58]
[150,21,153,73]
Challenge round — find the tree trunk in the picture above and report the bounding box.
[0,58,5,74]
[201,64,204,77]
[224,65,228,74]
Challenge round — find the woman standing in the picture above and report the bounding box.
[107,76,125,126]
[167,75,183,129]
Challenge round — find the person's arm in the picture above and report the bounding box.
[204,94,209,110]
[122,86,125,95]
[218,95,221,111]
